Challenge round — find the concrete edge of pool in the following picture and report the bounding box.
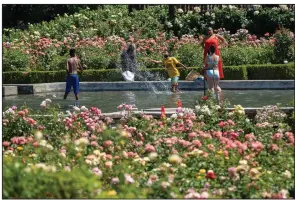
[3,80,294,96]
[30,107,294,119]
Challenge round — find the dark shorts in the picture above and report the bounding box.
[65,74,79,94]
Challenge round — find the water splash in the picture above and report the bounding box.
[118,43,169,94]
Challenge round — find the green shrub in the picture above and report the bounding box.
[3,157,103,198]
[273,28,294,63]
[247,62,294,79]
[3,48,30,72]
[49,55,68,70]
[223,65,248,80]
[3,63,294,84]
[172,43,203,67]
[221,46,274,66]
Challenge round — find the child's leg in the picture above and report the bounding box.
[171,77,179,93]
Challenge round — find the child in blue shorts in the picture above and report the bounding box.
[63,48,84,106]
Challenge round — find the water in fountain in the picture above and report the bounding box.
[118,43,170,94]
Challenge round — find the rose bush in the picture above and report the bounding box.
[2,5,295,71]
[3,94,294,198]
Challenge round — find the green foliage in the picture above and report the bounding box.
[247,62,294,79]
[246,6,295,36]
[273,28,294,63]
[172,43,203,67]
[4,63,293,84]
[223,65,248,80]
[3,157,103,198]
[221,46,274,66]
[3,48,30,72]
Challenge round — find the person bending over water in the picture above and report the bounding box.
[64,48,84,106]
[121,43,137,73]
[203,45,223,103]
[148,53,188,93]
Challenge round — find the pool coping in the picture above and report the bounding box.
[29,107,294,119]
[3,80,294,96]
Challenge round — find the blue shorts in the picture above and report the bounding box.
[206,69,219,79]
[171,76,179,85]
[65,74,80,94]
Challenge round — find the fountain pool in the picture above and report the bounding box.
[3,90,294,113]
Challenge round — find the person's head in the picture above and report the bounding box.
[127,43,136,52]
[208,45,215,55]
[70,48,76,57]
[163,52,170,59]
[207,27,213,36]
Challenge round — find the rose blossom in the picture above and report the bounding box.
[103,140,113,148]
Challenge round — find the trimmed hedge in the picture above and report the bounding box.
[247,63,294,80]
[3,63,293,84]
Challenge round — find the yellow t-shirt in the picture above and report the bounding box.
[162,57,180,78]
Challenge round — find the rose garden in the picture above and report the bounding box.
[2,5,295,199]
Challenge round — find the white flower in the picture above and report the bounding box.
[166,21,173,28]
[194,7,201,13]
[149,152,158,160]
[34,31,40,36]
[170,113,178,119]
[34,131,43,141]
[205,11,210,16]
[177,8,184,13]
[80,106,88,111]
[124,174,135,184]
[229,5,233,10]
[168,154,182,164]
[290,18,294,22]
[239,160,248,165]
[283,170,291,179]
[210,21,215,25]
[279,5,288,11]
[253,5,261,11]
[72,106,80,112]
[254,11,259,15]
[66,110,72,116]
[211,13,215,18]
[279,189,289,198]
[188,11,193,14]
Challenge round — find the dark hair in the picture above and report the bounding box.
[208,45,215,55]
[70,48,76,57]
[163,52,170,59]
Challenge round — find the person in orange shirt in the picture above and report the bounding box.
[148,53,188,93]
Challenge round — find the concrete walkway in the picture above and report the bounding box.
[3,80,294,96]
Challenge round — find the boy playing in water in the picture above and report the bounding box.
[149,53,188,93]
[64,48,84,106]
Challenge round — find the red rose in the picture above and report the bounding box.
[264,32,270,37]
[206,170,217,179]
[202,96,209,100]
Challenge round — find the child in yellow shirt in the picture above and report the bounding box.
[149,53,188,93]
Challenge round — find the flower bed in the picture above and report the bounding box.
[2,5,295,72]
[3,95,294,198]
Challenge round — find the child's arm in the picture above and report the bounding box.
[147,58,162,64]
[177,62,189,70]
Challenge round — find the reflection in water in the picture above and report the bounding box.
[124,91,137,105]
[168,93,181,107]
[3,90,293,113]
